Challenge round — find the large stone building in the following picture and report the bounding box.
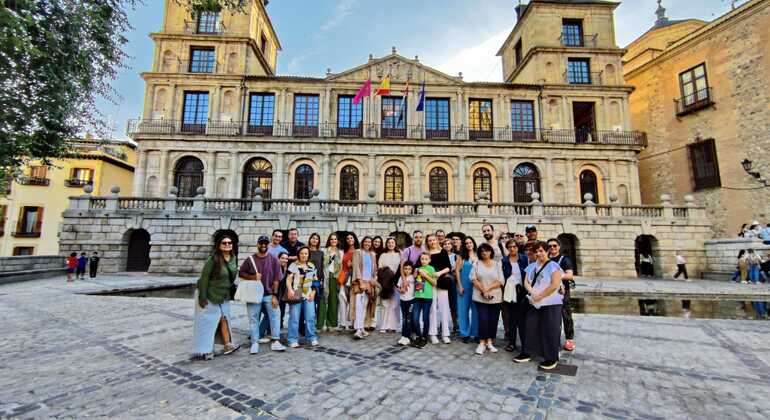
[624,0,770,236]
[59,0,715,278]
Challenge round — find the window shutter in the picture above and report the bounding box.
[35,207,44,233]
[16,208,24,233]
[0,205,6,235]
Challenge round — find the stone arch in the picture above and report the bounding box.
[617,184,629,204]
[216,177,227,198]
[553,183,566,204]
[609,100,622,129]
[379,159,410,201]
[287,158,319,199]
[161,50,175,72]
[557,233,581,275]
[635,234,661,278]
[575,164,605,203]
[172,155,206,197]
[145,176,159,198]
[227,52,238,74]
[604,63,616,84]
[125,228,151,272]
[334,159,365,200]
[469,161,498,202]
[242,157,273,199]
[423,160,455,202]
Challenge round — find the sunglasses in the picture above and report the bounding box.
[548,244,559,248]
[221,241,233,245]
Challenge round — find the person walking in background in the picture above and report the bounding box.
[66,252,77,282]
[88,252,100,279]
[639,252,655,278]
[76,252,88,280]
[673,251,689,281]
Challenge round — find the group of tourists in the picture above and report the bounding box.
[738,221,770,244]
[192,224,576,370]
[65,251,100,282]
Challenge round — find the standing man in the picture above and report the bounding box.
[402,230,426,266]
[88,252,100,279]
[267,229,287,258]
[546,238,576,352]
[281,228,305,263]
[435,229,446,245]
[239,235,286,354]
[76,252,88,280]
[673,251,689,281]
[525,225,539,244]
[481,224,502,263]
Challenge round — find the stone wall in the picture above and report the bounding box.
[704,238,769,280]
[0,255,65,283]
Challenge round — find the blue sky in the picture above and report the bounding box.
[101,0,742,139]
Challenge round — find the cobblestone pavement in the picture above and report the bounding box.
[1,275,769,419]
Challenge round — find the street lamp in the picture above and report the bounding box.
[741,158,761,179]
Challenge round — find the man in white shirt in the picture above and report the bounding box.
[673,251,689,281]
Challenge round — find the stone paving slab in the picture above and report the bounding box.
[0,274,768,419]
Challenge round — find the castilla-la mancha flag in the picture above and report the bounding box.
[352,79,371,105]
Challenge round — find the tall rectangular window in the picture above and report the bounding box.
[189,47,215,73]
[15,206,43,237]
[679,63,710,108]
[468,99,493,139]
[514,39,523,67]
[425,98,450,139]
[688,139,721,190]
[248,93,275,135]
[510,100,535,140]
[196,11,220,33]
[0,204,6,237]
[182,91,209,133]
[381,96,406,138]
[293,94,319,136]
[562,19,584,46]
[13,247,34,256]
[337,95,363,136]
[260,34,268,55]
[567,58,591,84]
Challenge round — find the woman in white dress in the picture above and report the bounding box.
[377,237,402,332]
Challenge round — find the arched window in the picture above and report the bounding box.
[429,167,449,202]
[174,156,204,198]
[294,164,314,199]
[242,158,272,199]
[579,170,599,203]
[473,167,492,201]
[384,166,404,201]
[339,165,359,201]
[513,163,540,202]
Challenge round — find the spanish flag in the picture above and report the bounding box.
[374,75,391,96]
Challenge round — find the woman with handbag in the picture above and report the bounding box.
[471,243,505,355]
[377,237,402,333]
[351,236,378,340]
[321,233,343,330]
[193,235,240,360]
[337,233,358,331]
[286,247,320,348]
[428,234,453,344]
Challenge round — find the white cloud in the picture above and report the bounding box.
[318,0,356,35]
[435,28,509,82]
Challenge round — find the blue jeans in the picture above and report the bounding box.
[193,300,231,355]
[457,279,479,338]
[752,301,768,317]
[749,265,761,284]
[247,295,280,342]
[288,298,317,345]
[411,298,432,339]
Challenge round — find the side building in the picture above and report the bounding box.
[624,0,770,236]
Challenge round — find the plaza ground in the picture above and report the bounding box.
[1,275,768,419]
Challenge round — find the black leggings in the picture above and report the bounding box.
[477,302,501,340]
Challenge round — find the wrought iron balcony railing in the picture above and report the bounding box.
[65,179,94,188]
[674,87,715,116]
[559,33,598,48]
[13,230,41,238]
[18,177,50,186]
[564,71,603,85]
[127,120,647,147]
[177,59,219,74]
[183,21,227,35]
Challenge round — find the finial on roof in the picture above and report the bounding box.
[392,46,397,54]
[654,0,669,28]
[368,54,373,62]
[458,72,463,80]
[326,68,332,76]
[414,55,419,62]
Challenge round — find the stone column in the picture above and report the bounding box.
[142,84,153,119]
[205,151,217,196]
[412,155,422,201]
[211,86,222,121]
[566,158,576,203]
[321,153,331,199]
[157,150,169,197]
[323,87,332,127]
[458,156,467,202]
[543,158,553,203]
[600,96,609,131]
[622,98,632,130]
[454,89,463,139]
[502,159,512,203]
[607,160,617,201]
[367,155,376,194]
[274,153,285,198]
[132,149,147,196]
[630,161,642,204]
[229,152,239,198]
[276,88,285,123]
[169,84,178,121]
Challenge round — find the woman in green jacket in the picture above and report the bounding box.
[193,235,240,359]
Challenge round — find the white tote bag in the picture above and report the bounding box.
[234,256,264,303]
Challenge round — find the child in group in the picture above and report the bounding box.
[76,252,88,280]
[66,252,78,282]
[397,261,416,346]
[411,252,437,349]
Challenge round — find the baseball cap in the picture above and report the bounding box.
[525,225,537,232]
[257,235,270,244]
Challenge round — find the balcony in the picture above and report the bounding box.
[13,230,41,238]
[178,59,218,74]
[127,120,647,147]
[675,87,715,116]
[18,177,49,186]
[183,21,227,35]
[559,34,598,48]
[65,179,94,188]
[564,71,603,86]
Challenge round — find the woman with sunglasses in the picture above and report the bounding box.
[193,235,240,360]
[455,236,479,343]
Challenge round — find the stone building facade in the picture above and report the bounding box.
[624,0,770,236]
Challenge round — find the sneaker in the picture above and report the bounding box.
[379,329,387,334]
[288,342,300,349]
[311,340,320,347]
[539,360,558,370]
[461,336,470,344]
[504,344,515,352]
[475,343,485,355]
[194,353,214,361]
[513,353,531,363]
[353,330,365,340]
[430,336,440,345]
[223,343,241,355]
[398,337,411,346]
[563,339,575,352]
[258,337,271,344]
[442,336,451,344]
[362,330,370,337]
[486,343,498,353]
[416,338,427,349]
[271,341,286,351]
[250,342,259,354]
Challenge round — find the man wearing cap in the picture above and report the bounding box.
[525,225,539,243]
[239,235,286,353]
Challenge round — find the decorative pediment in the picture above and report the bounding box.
[327,53,463,86]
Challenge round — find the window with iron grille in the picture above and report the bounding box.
[196,11,220,33]
[68,168,94,187]
[293,95,319,127]
[562,19,584,46]
[513,163,541,203]
[688,138,721,190]
[248,93,275,130]
[182,92,209,133]
[189,47,215,73]
[425,98,450,138]
[294,164,314,199]
[679,63,710,107]
[384,166,404,201]
[30,166,47,179]
[339,165,359,200]
[473,168,492,201]
[567,58,591,84]
[469,99,493,131]
[337,95,363,130]
[429,167,449,202]
[510,101,535,132]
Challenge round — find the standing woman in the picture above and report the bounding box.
[471,243,505,355]
[286,247,320,348]
[351,236,379,339]
[372,236,385,263]
[193,235,240,360]
[337,233,359,330]
[322,233,343,330]
[307,233,326,331]
[377,237,402,333]
[427,234,453,344]
[455,236,480,343]
[515,241,563,370]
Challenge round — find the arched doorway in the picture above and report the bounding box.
[390,231,412,249]
[174,156,204,198]
[513,163,541,203]
[214,230,239,259]
[126,229,151,272]
[242,158,272,199]
[635,234,660,278]
[579,170,599,203]
[557,233,580,275]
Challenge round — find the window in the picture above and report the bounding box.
[181,92,209,133]
[294,164,314,199]
[579,170,599,203]
[242,158,272,199]
[337,95,363,136]
[15,206,43,237]
[513,163,541,202]
[425,98,450,139]
[0,204,6,237]
[174,156,204,198]
[514,39,523,67]
[510,100,535,140]
[562,19,584,46]
[12,247,34,256]
[381,96,406,138]
[66,168,94,187]
[21,166,49,186]
[248,93,275,135]
[468,99,493,139]
[688,139,721,190]
[567,58,591,84]
[339,165,359,201]
[189,47,215,73]
[260,34,268,55]
[678,63,711,114]
[429,167,449,202]
[384,166,404,201]
[293,94,319,136]
[473,168,493,201]
[196,10,220,34]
